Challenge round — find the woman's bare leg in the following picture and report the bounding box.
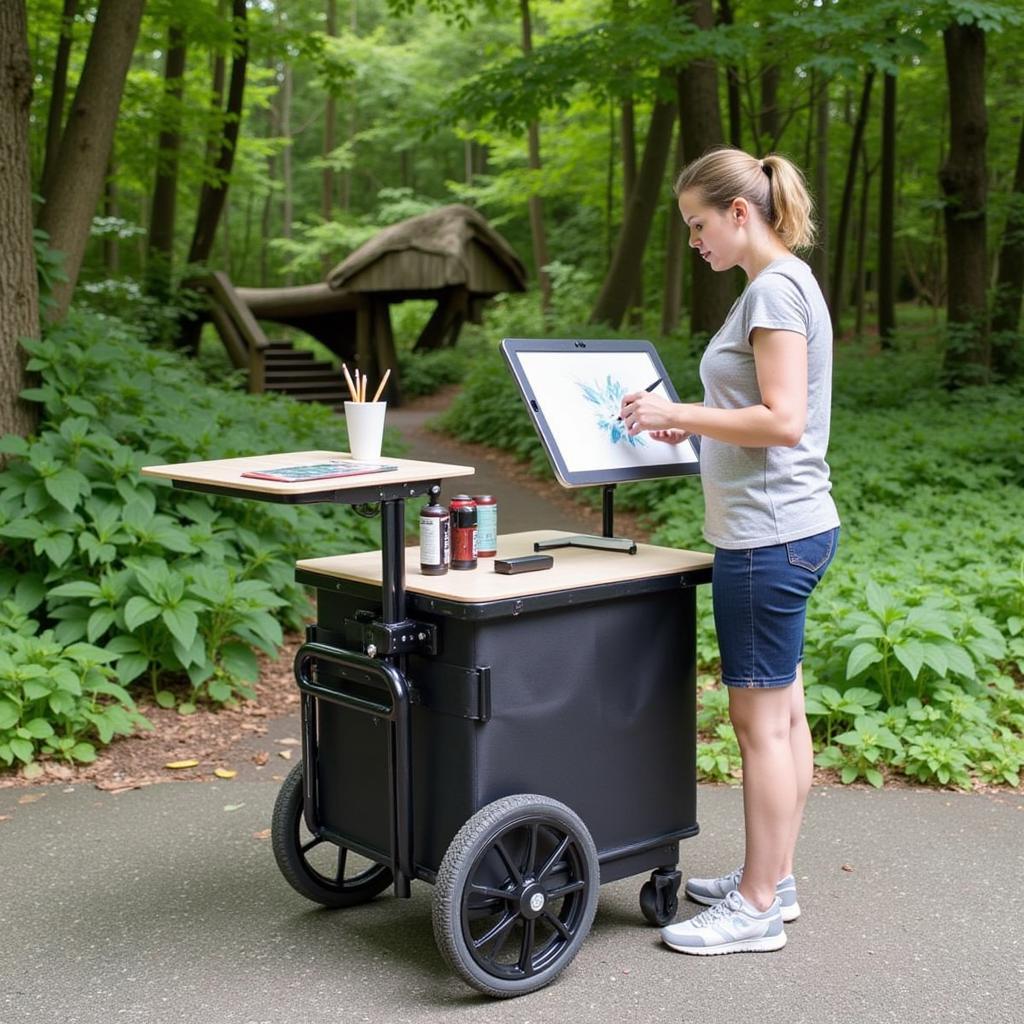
[729,685,796,911]
[782,664,814,878]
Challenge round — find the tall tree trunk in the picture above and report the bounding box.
[36,0,145,322]
[590,84,676,328]
[103,155,119,275]
[187,0,248,267]
[854,142,872,339]
[622,96,644,325]
[260,91,277,287]
[322,0,337,224]
[0,0,39,446]
[341,0,358,211]
[677,0,734,338]
[146,23,187,302]
[39,0,78,205]
[759,63,780,149]
[809,72,830,302]
[939,23,989,385]
[877,70,897,346]
[717,0,741,148]
[989,114,1024,379]
[661,121,685,335]
[520,0,551,313]
[829,68,874,332]
[280,61,293,286]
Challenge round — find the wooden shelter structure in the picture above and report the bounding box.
[199,204,526,406]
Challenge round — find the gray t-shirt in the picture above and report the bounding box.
[697,255,840,549]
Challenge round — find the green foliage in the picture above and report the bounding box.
[0,309,389,768]
[0,595,151,778]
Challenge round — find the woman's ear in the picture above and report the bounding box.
[731,197,749,225]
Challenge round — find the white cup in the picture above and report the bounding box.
[344,401,387,460]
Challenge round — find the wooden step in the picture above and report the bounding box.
[265,388,353,404]
[264,368,340,384]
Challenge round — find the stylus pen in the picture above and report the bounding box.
[618,377,663,420]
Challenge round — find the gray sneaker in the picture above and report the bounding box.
[685,867,801,922]
[661,889,787,955]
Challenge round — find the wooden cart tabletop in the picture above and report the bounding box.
[297,530,714,602]
[141,451,474,496]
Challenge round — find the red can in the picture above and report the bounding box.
[449,494,478,570]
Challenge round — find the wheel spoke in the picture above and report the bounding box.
[470,883,516,902]
[517,918,536,976]
[472,910,519,951]
[487,916,515,964]
[547,879,585,900]
[542,909,572,941]
[524,824,539,875]
[334,846,348,884]
[300,835,325,856]
[493,838,523,886]
[536,835,570,881]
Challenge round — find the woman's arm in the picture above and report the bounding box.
[620,328,808,448]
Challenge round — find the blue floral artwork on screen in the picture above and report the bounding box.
[577,376,648,447]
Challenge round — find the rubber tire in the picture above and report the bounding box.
[432,794,599,998]
[639,878,679,926]
[271,761,392,908]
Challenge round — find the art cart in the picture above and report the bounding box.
[142,442,712,998]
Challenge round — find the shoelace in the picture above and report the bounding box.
[689,891,743,929]
[723,867,743,890]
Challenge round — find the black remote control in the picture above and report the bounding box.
[493,554,554,575]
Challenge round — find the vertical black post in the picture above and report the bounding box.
[379,498,405,624]
[602,484,616,537]
[378,496,412,897]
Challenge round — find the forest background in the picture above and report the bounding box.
[0,0,1023,790]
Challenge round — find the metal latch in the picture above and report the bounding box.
[344,611,438,657]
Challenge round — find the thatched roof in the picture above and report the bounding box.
[326,203,527,296]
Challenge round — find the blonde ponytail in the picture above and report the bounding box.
[674,147,816,250]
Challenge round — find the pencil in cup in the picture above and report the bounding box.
[341,363,392,403]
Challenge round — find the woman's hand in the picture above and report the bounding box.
[649,428,691,445]
[619,391,692,438]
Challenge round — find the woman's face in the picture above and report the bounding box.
[677,189,740,272]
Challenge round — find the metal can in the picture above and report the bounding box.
[419,502,450,576]
[449,494,478,570]
[473,494,497,557]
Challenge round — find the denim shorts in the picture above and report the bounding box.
[712,527,839,689]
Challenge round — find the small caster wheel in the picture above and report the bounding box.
[433,794,599,998]
[639,869,681,926]
[272,761,392,907]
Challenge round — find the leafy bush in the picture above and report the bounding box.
[0,309,397,770]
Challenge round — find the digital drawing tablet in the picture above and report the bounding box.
[500,338,700,488]
[241,460,399,483]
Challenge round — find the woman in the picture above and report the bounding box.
[619,147,839,955]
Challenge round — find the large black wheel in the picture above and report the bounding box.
[271,761,392,908]
[432,794,599,998]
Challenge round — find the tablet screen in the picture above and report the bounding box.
[501,339,700,488]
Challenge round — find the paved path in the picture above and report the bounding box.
[2,401,1022,1023]
[1,782,1021,1024]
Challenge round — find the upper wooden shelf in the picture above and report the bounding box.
[141,451,474,503]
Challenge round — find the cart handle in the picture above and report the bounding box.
[293,641,414,893]
[293,642,407,719]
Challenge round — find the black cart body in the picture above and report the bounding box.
[298,568,703,886]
